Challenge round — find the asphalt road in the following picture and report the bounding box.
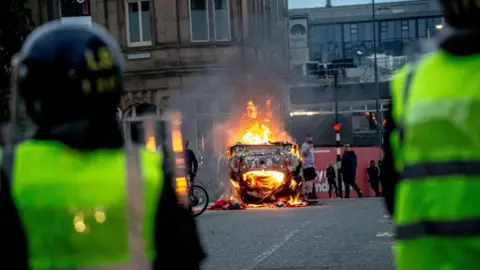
[196,198,394,270]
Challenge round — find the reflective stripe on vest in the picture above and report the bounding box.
[9,140,164,269]
[402,161,480,180]
[390,50,480,244]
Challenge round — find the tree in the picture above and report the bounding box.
[0,0,35,122]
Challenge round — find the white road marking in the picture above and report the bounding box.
[376,232,395,237]
[243,220,311,270]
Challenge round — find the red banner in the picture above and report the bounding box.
[311,147,382,199]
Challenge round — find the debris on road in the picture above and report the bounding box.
[208,198,307,210]
[209,199,248,210]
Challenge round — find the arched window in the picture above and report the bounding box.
[124,103,159,119]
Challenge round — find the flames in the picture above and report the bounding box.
[242,122,271,145]
[243,170,285,186]
[223,100,307,208]
[240,100,282,145]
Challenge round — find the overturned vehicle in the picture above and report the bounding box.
[228,142,303,204]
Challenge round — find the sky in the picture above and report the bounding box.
[288,0,411,9]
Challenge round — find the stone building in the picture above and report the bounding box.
[30,0,290,155]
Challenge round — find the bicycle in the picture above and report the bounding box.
[187,174,210,217]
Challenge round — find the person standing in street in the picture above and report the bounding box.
[326,163,340,199]
[301,134,317,200]
[383,1,480,269]
[184,140,199,183]
[0,21,206,270]
[377,159,384,196]
[367,160,381,197]
[341,144,363,198]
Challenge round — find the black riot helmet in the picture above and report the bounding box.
[12,21,125,128]
[438,0,480,29]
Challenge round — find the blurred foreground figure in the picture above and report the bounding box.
[383,1,480,269]
[0,21,205,269]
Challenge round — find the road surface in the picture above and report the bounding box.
[197,198,394,270]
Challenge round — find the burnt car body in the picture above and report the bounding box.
[227,142,302,204]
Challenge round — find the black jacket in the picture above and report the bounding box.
[184,149,198,174]
[326,166,336,180]
[0,120,206,269]
[367,166,380,182]
[341,151,357,176]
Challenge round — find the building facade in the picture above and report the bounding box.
[307,0,443,63]
[29,0,289,156]
[287,0,443,146]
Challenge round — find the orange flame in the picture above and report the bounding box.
[241,101,274,144]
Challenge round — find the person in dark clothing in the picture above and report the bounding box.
[341,144,363,198]
[377,160,384,196]
[184,141,199,183]
[0,22,205,269]
[326,163,340,199]
[337,167,344,198]
[367,160,381,197]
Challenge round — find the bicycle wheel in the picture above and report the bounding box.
[190,185,209,217]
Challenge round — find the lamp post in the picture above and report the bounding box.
[372,0,381,146]
[333,121,342,197]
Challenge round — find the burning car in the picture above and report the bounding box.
[228,142,303,204]
[224,100,304,205]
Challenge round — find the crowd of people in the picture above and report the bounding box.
[301,134,384,200]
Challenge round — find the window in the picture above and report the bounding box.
[350,24,357,34]
[352,112,376,133]
[189,0,210,41]
[194,98,213,115]
[215,115,233,151]
[214,0,231,40]
[196,117,214,155]
[417,18,426,37]
[381,103,391,111]
[351,104,366,112]
[426,17,443,38]
[380,21,388,42]
[126,0,152,47]
[400,20,414,40]
[218,99,231,114]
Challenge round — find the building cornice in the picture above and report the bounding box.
[122,40,240,53]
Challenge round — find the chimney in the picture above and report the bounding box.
[326,0,332,8]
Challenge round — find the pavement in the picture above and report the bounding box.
[196,198,394,270]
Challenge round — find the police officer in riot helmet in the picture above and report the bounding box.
[384,0,480,217]
[382,1,480,269]
[0,21,205,269]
